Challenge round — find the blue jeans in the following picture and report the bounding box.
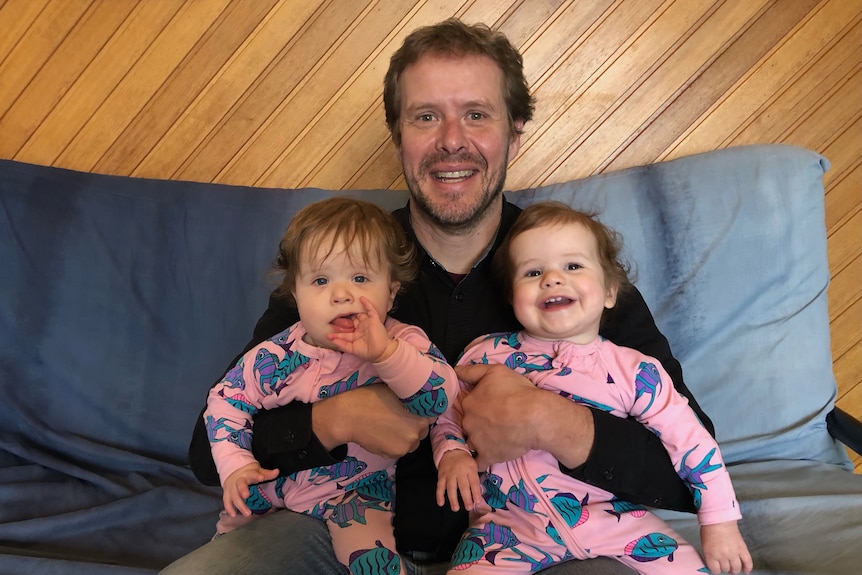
[159,509,635,574]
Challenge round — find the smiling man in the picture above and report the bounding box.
[167,18,711,575]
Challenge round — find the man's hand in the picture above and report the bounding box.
[313,384,433,459]
[456,363,595,470]
[222,462,280,517]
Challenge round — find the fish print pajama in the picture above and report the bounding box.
[206,318,457,575]
[431,332,741,574]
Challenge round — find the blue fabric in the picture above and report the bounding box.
[511,145,847,468]
[1,144,859,574]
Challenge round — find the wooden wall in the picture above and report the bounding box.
[0,0,858,471]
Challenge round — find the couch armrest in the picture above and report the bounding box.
[827,407,862,456]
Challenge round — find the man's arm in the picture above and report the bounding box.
[458,287,709,513]
[187,293,335,485]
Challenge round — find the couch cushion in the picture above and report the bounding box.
[511,144,847,468]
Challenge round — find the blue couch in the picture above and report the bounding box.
[1,144,860,574]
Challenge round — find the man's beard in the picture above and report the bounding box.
[405,151,509,235]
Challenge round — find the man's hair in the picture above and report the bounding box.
[493,201,633,305]
[273,196,416,305]
[383,18,535,146]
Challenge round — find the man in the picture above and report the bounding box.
[164,18,711,575]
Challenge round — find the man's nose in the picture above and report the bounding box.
[437,118,467,153]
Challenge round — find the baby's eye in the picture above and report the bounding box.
[313,278,328,286]
[525,269,542,278]
[353,275,368,283]
[566,263,583,271]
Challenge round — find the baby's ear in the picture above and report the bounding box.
[604,281,619,309]
[387,281,401,311]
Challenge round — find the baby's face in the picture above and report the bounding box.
[293,237,398,350]
[508,223,616,343]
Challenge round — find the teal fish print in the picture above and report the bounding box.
[625,532,678,563]
[634,362,662,416]
[605,498,647,521]
[482,473,508,510]
[348,540,401,574]
[550,492,589,528]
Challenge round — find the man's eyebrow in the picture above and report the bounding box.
[404,99,499,112]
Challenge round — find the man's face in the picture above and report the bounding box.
[396,53,522,234]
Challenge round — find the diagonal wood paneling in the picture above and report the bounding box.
[0,0,859,471]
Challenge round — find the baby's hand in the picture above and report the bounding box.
[222,462,280,517]
[327,296,396,363]
[700,521,753,574]
[436,449,483,512]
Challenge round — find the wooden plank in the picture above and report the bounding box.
[591,0,779,174]
[173,0,369,183]
[133,0,324,180]
[822,115,862,191]
[829,253,861,326]
[506,0,670,188]
[243,0,421,188]
[663,0,858,160]
[346,122,404,190]
[0,0,50,64]
[828,209,862,275]
[456,0,527,29]
[834,338,861,403]
[55,0,232,172]
[825,162,862,236]
[508,0,617,140]
[0,1,135,157]
[830,292,862,360]
[13,0,182,166]
[781,68,862,155]
[92,0,281,176]
[0,0,90,118]
[729,19,861,148]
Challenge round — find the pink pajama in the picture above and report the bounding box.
[432,332,741,574]
[206,318,457,573]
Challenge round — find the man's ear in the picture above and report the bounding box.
[508,119,524,162]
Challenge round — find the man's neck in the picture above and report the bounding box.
[410,204,502,275]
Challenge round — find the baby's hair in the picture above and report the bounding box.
[272,196,416,306]
[493,201,633,304]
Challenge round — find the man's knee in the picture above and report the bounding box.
[159,511,338,575]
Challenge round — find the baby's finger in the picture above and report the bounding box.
[436,480,446,507]
[446,482,462,512]
[358,296,378,315]
[222,491,237,517]
[457,476,475,510]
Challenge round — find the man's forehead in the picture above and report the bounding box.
[399,53,506,105]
